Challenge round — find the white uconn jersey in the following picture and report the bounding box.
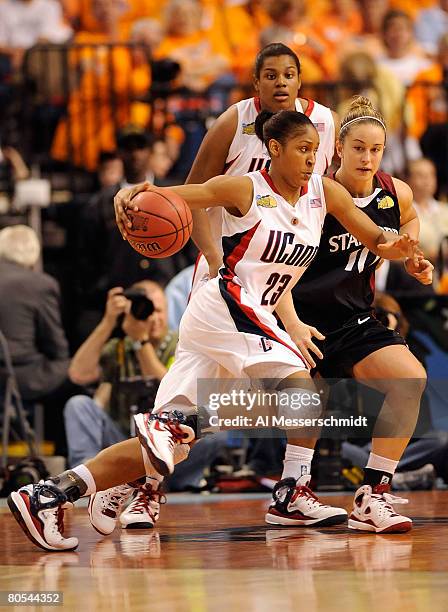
[219,169,327,317]
[156,169,326,408]
[206,96,334,246]
[227,96,334,176]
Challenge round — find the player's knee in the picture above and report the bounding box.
[395,371,427,402]
[277,387,323,421]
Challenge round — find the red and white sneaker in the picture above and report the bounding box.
[348,483,412,533]
[265,475,348,527]
[119,480,166,529]
[134,410,195,476]
[88,484,135,536]
[7,483,78,551]
[89,444,190,535]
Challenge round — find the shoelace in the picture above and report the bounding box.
[102,486,133,513]
[290,485,328,509]
[372,492,409,514]
[128,486,166,518]
[148,411,190,443]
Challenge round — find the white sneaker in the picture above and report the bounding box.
[348,483,412,534]
[88,484,135,536]
[134,411,195,476]
[89,444,190,535]
[265,475,348,527]
[120,480,166,529]
[8,483,78,551]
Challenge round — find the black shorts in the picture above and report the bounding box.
[313,312,407,379]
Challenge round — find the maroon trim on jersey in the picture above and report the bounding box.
[260,169,309,198]
[254,97,261,113]
[375,171,397,196]
[330,170,397,199]
[261,168,282,196]
[370,271,375,295]
[224,152,242,174]
[303,99,314,117]
[225,221,261,273]
[223,280,307,366]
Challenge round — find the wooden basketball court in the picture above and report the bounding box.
[1,490,447,611]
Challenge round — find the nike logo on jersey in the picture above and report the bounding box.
[261,230,318,267]
[358,317,370,324]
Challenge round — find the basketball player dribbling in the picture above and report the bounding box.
[287,97,434,534]
[8,110,419,551]
[84,41,339,532]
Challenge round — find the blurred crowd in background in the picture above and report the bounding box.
[0,0,448,492]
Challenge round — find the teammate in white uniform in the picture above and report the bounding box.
[187,43,338,292]
[7,110,419,551]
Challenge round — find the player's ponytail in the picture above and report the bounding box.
[255,110,275,143]
[255,110,316,153]
[339,96,386,141]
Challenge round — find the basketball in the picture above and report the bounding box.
[125,189,193,258]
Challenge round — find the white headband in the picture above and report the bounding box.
[340,116,387,132]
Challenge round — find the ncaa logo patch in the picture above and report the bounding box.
[242,122,256,135]
[256,194,277,208]
[377,196,394,210]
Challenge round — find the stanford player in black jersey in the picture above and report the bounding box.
[290,97,433,534]
[295,170,402,335]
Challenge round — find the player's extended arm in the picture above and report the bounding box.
[275,290,325,369]
[394,177,420,240]
[323,178,419,260]
[393,177,433,285]
[186,107,238,275]
[162,175,253,214]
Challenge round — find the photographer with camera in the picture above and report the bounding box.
[65,280,176,467]
[64,280,177,528]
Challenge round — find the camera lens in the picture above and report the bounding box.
[123,288,154,320]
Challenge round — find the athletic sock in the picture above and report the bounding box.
[363,453,399,488]
[281,444,315,481]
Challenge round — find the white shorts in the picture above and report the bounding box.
[154,276,308,410]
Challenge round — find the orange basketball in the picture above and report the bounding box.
[125,189,193,258]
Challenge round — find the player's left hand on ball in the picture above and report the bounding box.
[114,182,151,238]
[377,233,419,260]
[405,256,434,285]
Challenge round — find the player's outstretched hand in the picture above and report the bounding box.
[376,233,419,260]
[405,256,434,285]
[288,321,325,369]
[114,182,151,239]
